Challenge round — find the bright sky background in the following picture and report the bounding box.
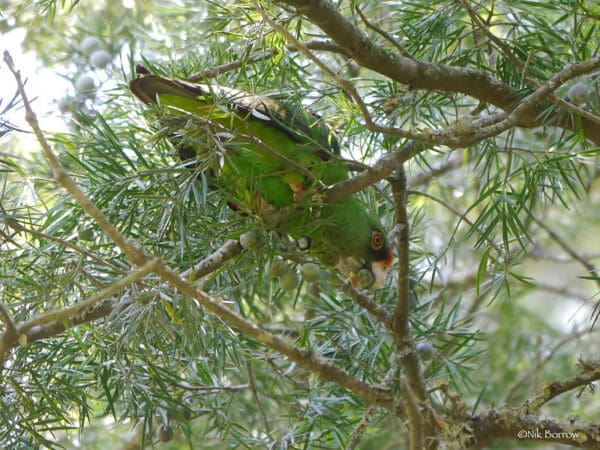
[2,27,71,134]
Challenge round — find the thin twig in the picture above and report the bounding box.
[408,188,504,256]
[246,361,271,435]
[460,0,600,127]
[323,141,420,204]
[190,50,280,80]
[521,50,534,81]
[277,0,600,145]
[254,2,431,144]
[530,214,600,290]
[355,6,414,59]
[460,0,523,74]
[169,112,322,189]
[1,210,127,275]
[4,50,147,267]
[172,380,250,392]
[467,57,600,141]
[407,152,463,186]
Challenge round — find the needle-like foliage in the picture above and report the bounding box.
[2,0,600,448]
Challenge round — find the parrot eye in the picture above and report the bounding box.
[371,230,384,250]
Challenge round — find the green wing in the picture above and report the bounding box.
[129,70,346,209]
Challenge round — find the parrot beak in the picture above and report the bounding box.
[370,248,393,289]
[338,247,393,290]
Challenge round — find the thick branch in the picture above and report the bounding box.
[276,0,600,145]
[467,408,600,449]
[323,141,420,203]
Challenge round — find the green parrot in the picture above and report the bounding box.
[129,65,392,288]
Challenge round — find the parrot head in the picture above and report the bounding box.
[334,231,393,289]
[310,197,393,289]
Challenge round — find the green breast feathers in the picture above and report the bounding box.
[130,65,392,289]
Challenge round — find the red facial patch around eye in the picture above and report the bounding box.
[371,230,384,250]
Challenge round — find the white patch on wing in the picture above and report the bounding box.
[251,109,271,121]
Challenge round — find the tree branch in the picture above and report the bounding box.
[246,361,271,436]
[275,0,600,145]
[17,297,125,344]
[389,166,435,445]
[402,377,425,450]
[530,215,600,290]
[354,5,414,60]
[467,407,600,449]
[390,166,411,339]
[323,141,421,203]
[408,188,505,258]
[525,358,600,413]
[505,329,592,403]
[172,380,250,392]
[18,261,158,335]
[0,208,127,276]
[181,239,243,280]
[346,351,402,450]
